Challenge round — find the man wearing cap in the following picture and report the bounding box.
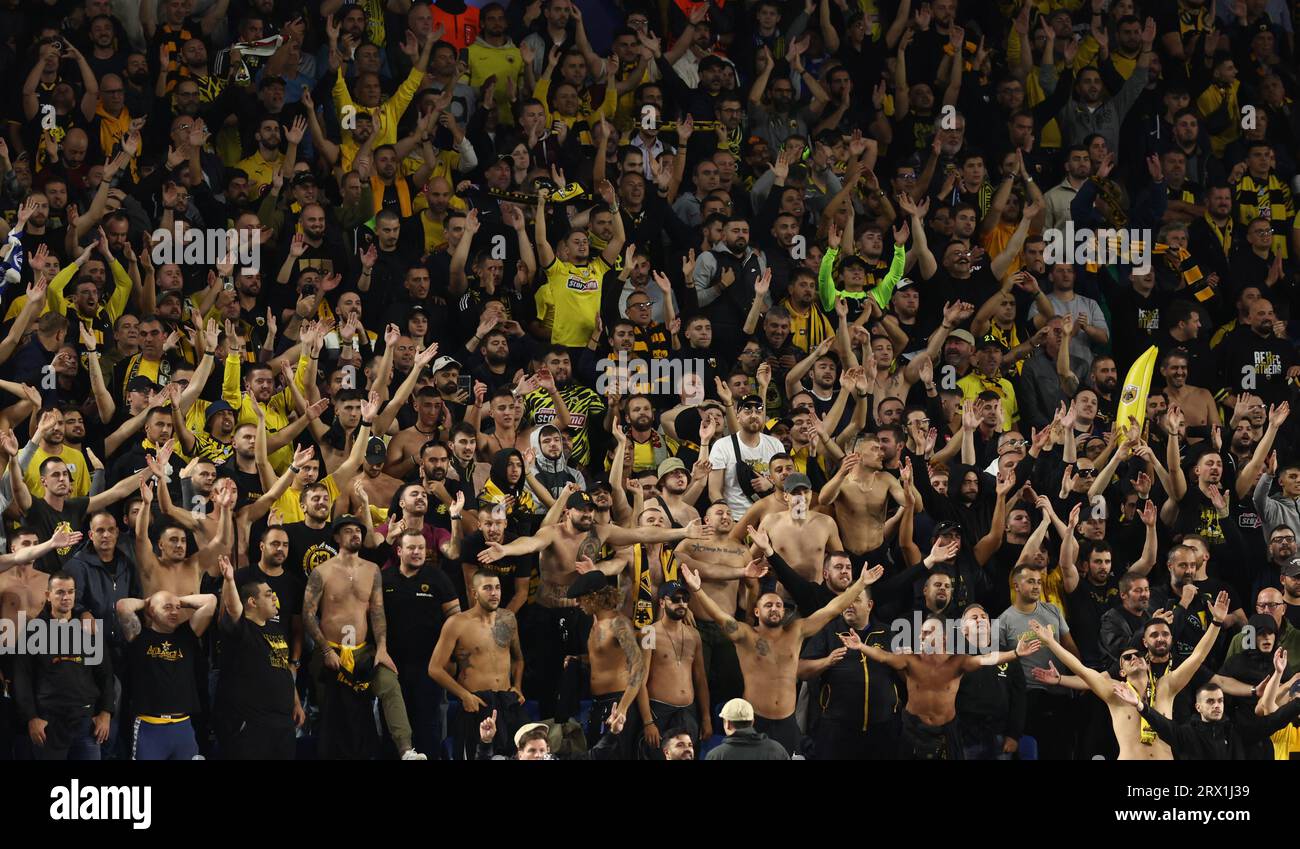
[636,580,710,754]
[708,394,784,521]
[428,568,525,759]
[957,334,1018,432]
[650,456,701,529]
[478,490,707,717]
[354,436,403,517]
[705,698,789,760]
[567,569,647,757]
[748,473,843,586]
[304,514,427,759]
[681,559,881,755]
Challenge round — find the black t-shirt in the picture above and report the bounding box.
[282,522,338,579]
[233,565,305,631]
[25,497,90,573]
[458,531,532,608]
[127,622,200,717]
[215,615,294,725]
[217,460,264,511]
[1066,576,1121,669]
[382,564,457,661]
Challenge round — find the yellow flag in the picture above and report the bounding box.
[1116,346,1159,438]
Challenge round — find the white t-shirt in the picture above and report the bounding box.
[709,433,786,520]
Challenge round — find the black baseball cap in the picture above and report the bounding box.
[934,520,963,537]
[566,491,594,510]
[738,394,764,410]
[127,376,159,394]
[977,334,1008,352]
[365,437,387,464]
[658,580,689,600]
[566,571,610,599]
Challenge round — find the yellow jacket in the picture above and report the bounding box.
[223,352,310,472]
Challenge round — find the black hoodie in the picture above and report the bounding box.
[12,609,114,723]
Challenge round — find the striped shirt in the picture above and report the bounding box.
[524,384,607,468]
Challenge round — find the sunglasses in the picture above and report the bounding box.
[1120,652,1140,662]
[1077,468,1098,478]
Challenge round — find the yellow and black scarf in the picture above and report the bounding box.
[631,543,678,629]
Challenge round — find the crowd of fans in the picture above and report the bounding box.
[0,0,1299,762]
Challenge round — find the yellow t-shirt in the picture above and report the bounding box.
[957,372,1019,430]
[544,257,609,347]
[236,151,285,193]
[25,446,93,498]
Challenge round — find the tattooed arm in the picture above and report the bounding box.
[613,616,648,718]
[681,567,751,645]
[303,567,337,669]
[115,597,147,642]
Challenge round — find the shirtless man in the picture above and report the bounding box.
[635,580,711,755]
[384,388,449,480]
[135,477,232,599]
[302,515,426,760]
[0,529,85,650]
[1159,350,1219,439]
[477,387,534,460]
[673,501,761,704]
[477,490,707,716]
[649,458,703,529]
[567,570,646,758]
[730,453,804,538]
[427,570,525,759]
[680,560,881,755]
[851,613,1040,759]
[355,437,403,512]
[1026,590,1229,760]
[580,505,687,627]
[750,473,843,585]
[821,436,907,575]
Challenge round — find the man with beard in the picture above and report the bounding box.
[527,425,587,512]
[566,570,647,758]
[384,393,450,481]
[1158,350,1219,439]
[799,576,901,760]
[303,515,427,760]
[1088,356,1120,431]
[281,484,339,579]
[235,116,286,194]
[22,409,93,499]
[478,491,707,717]
[636,580,711,754]
[1166,443,1243,572]
[354,437,402,514]
[1150,543,1237,661]
[1029,592,1228,760]
[680,561,881,756]
[427,570,525,759]
[692,217,767,358]
[648,457,700,529]
[1219,298,1297,408]
[522,348,604,470]
[376,483,460,572]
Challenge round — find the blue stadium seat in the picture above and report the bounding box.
[1017,735,1038,760]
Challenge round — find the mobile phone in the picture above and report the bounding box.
[301,283,317,297]
[457,374,473,394]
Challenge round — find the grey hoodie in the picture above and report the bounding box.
[1253,472,1300,540]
